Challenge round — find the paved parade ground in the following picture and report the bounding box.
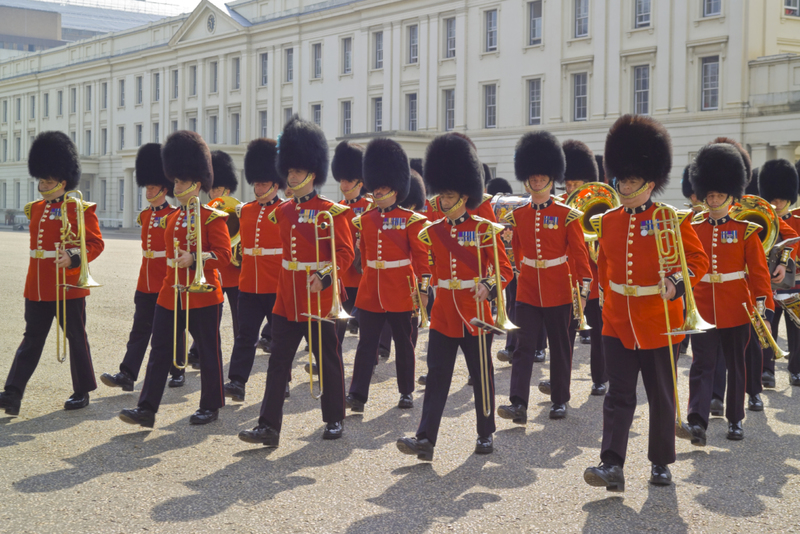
[1,229,800,533]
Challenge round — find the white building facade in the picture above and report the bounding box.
[1,0,800,228]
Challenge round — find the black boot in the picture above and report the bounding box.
[100,371,135,392]
[396,436,434,461]
[239,424,280,447]
[497,404,527,424]
[119,408,155,428]
[322,421,344,440]
[224,380,246,402]
[649,464,672,486]
[64,392,89,410]
[584,463,625,492]
[0,390,22,416]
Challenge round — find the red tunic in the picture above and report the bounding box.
[352,205,431,313]
[237,198,283,294]
[136,204,177,294]
[339,194,373,289]
[24,198,104,302]
[156,204,232,311]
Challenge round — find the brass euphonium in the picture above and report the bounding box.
[729,195,780,252]
[209,195,244,266]
[565,182,621,262]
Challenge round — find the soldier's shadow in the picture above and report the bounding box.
[582,484,688,533]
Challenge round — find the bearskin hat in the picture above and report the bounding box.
[331,141,365,183]
[210,150,238,194]
[424,133,484,210]
[681,165,694,199]
[363,138,411,202]
[483,163,493,187]
[161,130,213,192]
[134,143,173,196]
[759,159,799,204]
[487,177,513,195]
[409,158,424,177]
[595,155,606,183]
[604,114,672,194]
[563,140,598,183]
[276,114,329,186]
[401,169,427,210]
[690,144,747,200]
[745,167,760,196]
[713,137,752,183]
[244,138,284,188]
[514,131,566,184]
[28,131,81,191]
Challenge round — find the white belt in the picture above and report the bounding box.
[438,278,478,290]
[167,258,178,267]
[367,258,411,270]
[609,281,661,297]
[30,249,57,259]
[244,247,282,257]
[282,260,330,271]
[142,250,166,259]
[701,271,746,283]
[522,255,568,269]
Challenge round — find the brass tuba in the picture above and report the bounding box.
[729,195,779,253]
[565,183,620,261]
[209,196,244,266]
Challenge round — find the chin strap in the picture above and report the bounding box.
[147,188,166,204]
[444,196,466,217]
[373,190,396,203]
[176,182,199,199]
[340,181,362,195]
[39,182,64,196]
[703,195,734,212]
[289,173,314,192]
[616,181,650,200]
[257,183,278,201]
[524,179,552,195]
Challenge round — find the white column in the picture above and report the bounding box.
[123,167,135,228]
[776,143,799,163]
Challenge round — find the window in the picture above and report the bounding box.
[408,25,419,64]
[259,110,268,137]
[44,94,49,118]
[1,183,4,207]
[701,56,719,111]
[58,91,63,115]
[573,72,588,121]
[1,100,6,122]
[2,138,6,162]
[209,115,218,143]
[703,0,721,17]
[119,79,125,107]
[135,124,143,146]
[485,10,498,52]
[84,130,91,156]
[787,0,800,16]
[444,18,456,58]
[529,2,543,45]
[171,120,178,133]
[635,0,651,28]
[70,131,76,144]
[284,107,293,125]
[341,101,352,135]
[575,0,589,37]
[312,43,322,79]
[14,98,20,121]
[633,65,650,115]
[119,179,125,211]
[153,73,160,102]
[136,76,143,104]
[188,117,197,132]
[374,31,384,68]
[137,188,142,211]
[81,85,90,111]
[118,126,125,150]
[260,53,268,86]
[528,78,541,125]
[15,182,20,209]
[342,38,352,74]
[210,61,218,92]
[29,182,34,203]
[172,69,179,99]
[100,179,106,211]
[373,97,382,132]
[484,85,497,128]
[231,113,240,144]
[29,95,35,119]
[15,135,21,161]
[407,93,418,131]
[153,122,160,143]
[70,88,76,113]
[190,65,197,96]
[312,104,321,126]
[101,128,107,155]
[232,58,240,89]
[285,49,294,82]
[102,82,108,109]
[444,89,455,131]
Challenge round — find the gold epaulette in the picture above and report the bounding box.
[589,213,603,238]
[418,226,433,246]
[430,195,440,211]
[407,212,427,226]
[235,203,244,218]
[205,207,228,225]
[81,201,96,212]
[267,209,279,225]
[691,212,707,225]
[24,201,35,220]
[565,208,582,226]
[676,210,692,225]
[503,210,518,228]
[327,202,350,217]
[159,216,167,229]
[136,212,142,226]
[744,222,762,241]
[351,214,363,231]
[481,193,492,205]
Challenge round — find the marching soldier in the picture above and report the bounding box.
[583,115,708,491]
[223,139,286,402]
[497,132,592,423]
[345,139,431,413]
[0,131,104,415]
[100,144,184,392]
[396,132,512,461]
[238,115,354,448]
[118,131,231,428]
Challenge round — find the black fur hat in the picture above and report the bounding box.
[135,143,173,196]
[563,140,598,183]
[690,144,747,200]
[514,131,566,184]
[410,158,424,177]
[595,155,606,183]
[487,177,513,195]
[604,114,672,194]
[363,138,411,202]
[331,141,365,183]
[483,163,493,186]
[745,168,761,196]
[424,133,484,210]
[28,131,81,191]
[400,169,426,210]
[681,165,693,199]
[244,138,284,188]
[211,150,238,194]
[161,130,213,192]
[759,159,799,204]
[276,114,329,186]
[713,137,752,184]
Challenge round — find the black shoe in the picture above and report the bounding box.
[398,394,413,409]
[417,375,427,386]
[549,403,567,420]
[533,349,546,363]
[378,347,390,359]
[727,421,744,440]
[748,394,764,412]
[256,336,271,353]
[304,362,319,376]
[119,408,155,428]
[791,373,800,387]
[189,408,218,425]
[650,464,672,486]
[584,463,625,492]
[239,425,279,447]
[168,374,185,388]
[710,397,724,417]
[580,334,591,345]
[64,393,89,411]
[323,421,344,440]
[0,390,21,416]
[497,349,511,362]
[345,394,364,413]
[100,371,135,392]
[683,422,707,446]
[224,380,246,402]
[466,376,474,386]
[497,404,527,424]
[187,348,200,370]
[396,436,434,461]
[538,380,552,395]
[285,383,291,398]
[475,435,494,454]
[762,370,776,389]
[591,383,607,396]
[347,319,359,335]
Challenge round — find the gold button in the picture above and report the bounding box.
[627,261,633,266]
[627,270,633,275]
[627,253,633,258]
[629,232,634,237]
[292,224,297,229]
[628,279,633,284]
[628,240,633,244]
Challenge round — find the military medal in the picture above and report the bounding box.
[544,215,558,229]
[640,220,654,236]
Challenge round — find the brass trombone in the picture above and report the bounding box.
[744,303,788,360]
[569,273,591,331]
[408,275,429,329]
[56,190,101,363]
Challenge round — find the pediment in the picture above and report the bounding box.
[170,1,243,46]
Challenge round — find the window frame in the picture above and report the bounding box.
[189,65,198,96]
[786,0,800,16]
[574,0,590,38]
[444,18,456,58]
[373,97,383,132]
[634,0,651,28]
[70,88,77,114]
[209,115,218,144]
[528,78,542,125]
[700,55,720,111]
[408,24,419,64]
[573,72,588,121]
[483,83,497,129]
[85,84,92,111]
[312,43,323,79]
[529,1,543,46]
[260,53,268,86]
[703,0,721,17]
[231,112,240,145]
[153,72,160,102]
[285,48,294,83]
[259,110,268,137]
[135,124,143,147]
[443,88,455,131]
[118,126,125,151]
[232,57,241,90]
[374,31,384,69]
[101,82,108,109]
[485,9,498,52]
[342,37,353,75]
[172,69,179,99]
[210,61,219,93]
[633,64,650,115]
[118,79,125,107]
[341,100,352,135]
[312,104,322,127]
[135,75,143,105]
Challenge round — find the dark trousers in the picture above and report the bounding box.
[745,326,764,396]
[764,305,800,375]
[416,329,495,445]
[711,346,727,400]
[6,298,96,397]
[258,313,345,432]
[223,286,240,339]
[601,336,679,467]
[120,291,183,380]
[687,324,750,427]
[228,292,276,385]
[336,286,359,343]
[138,304,224,413]
[349,310,415,403]
[509,302,573,406]
[505,276,518,351]
[584,298,607,384]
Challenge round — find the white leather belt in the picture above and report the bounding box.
[142,250,166,259]
[282,260,330,271]
[522,255,568,269]
[438,278,478,290]
[30,249,56,259]
[367,258,411,270]
[701,271,746,283]
[609,281,661,297]
[167,258,178,267]
[244,247,282,256]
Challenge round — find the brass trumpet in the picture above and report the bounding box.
[743,303,788,360]
[408,275,429,329]
[569,273,591,331]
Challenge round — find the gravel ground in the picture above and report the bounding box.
[1,229,799,533]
